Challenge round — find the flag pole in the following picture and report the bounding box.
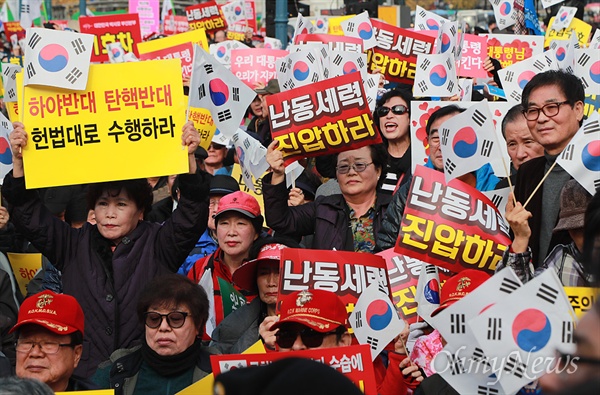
[522,160,557,209]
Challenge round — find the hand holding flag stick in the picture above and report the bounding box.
[522,160,558,209]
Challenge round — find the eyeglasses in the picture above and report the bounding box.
[376,104,409,117]
[144,311,190,329]
[523,101,570,121]
[336,162,373,174]
[275,328,338,349]
[15,340,76,354]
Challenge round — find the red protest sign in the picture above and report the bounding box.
[395,165,511,274]
[185,1,227,33]
[163,15,190,35]
[211,344,377,395]
[4,22,26,40]
[367,20,435,85]
[377,248,452,324]
[266,72,381,165]
[458,34,488,79]
[231,48,288,88]
[139,42,193,78]
[295,34,363,52]
[80,14,143,63]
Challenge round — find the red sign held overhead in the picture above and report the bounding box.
[79,14,143,63]
[185,1,227,33]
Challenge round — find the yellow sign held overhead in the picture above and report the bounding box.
[7,253,42,297]
[137,28,209,55]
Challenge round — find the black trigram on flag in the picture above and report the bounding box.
[444,159,456,175]
[355,311,363,328]
[449,25,457,35]
[472,347,492,368]
[487,317,502,340]
[450,313,466,334]
[357,57,365,68]
[306,52,316,63]
[320,47,327,58]
[71,38,86,55]
[533,59,546,71]
[26,63,36,79]
[217,109,232,122]
[581,76,589,89]
[595,179,600,190]
[505,70,514,82]
[417,23,426,30]
[491,194,503,208]
[447,80,455,93]
[203,64,214,74]
[232,87,239,102]
[583,119,600,135]
[21,4,30,14]
[7,89,15,99]
[448,354,465,375]
[445,57,453,69]
[441,128,450,145]
[332,54,343,66]
[561,144,574,161]
[0,120,9,130]
[562,321,574,343]
[419,10,427,18]
[366,336,378,350]
[578,52,591,67]
[28,32,42,49]
[366,77,376,88]
[347,22,355,32]
[65,67,83,84]
[480,140,494,157]
[472,109,486,127]
[509,91,521,102]
[286,80,296,89]
[198,85,206,99]
[499,277,520,294]
[420,58,431,71]
[425,264,437,275]
[537,283,559,304]
[477,386,499,395]
[378,282,388,294]
[311,73,319,83]
[279,61,287,73]
[504,355,527,379]
[418,81,428,93]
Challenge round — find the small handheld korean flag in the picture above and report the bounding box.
[221,0,246,27]
[468,269,576,394]
[231,128,269,180]
[2,63,21,103]
[437,21,458,57]
[210,40,250,68]
[551,6,578,31]
[439,101,500,182]
[557,112,600,195]
[106,42,125,63]
[19,0,42,29]
[293,14,316,40]
[363,73,380,113]
[285,161,304,189]
[276,49,324,91]
[328,50,368,81]
[414,52,459,98]
[415,263,440,322]
[340,11,377,51]
[483,187,511,228]
[574,48,600,96]
[489,0,517,30]
[549,33,578,74]
[497,52,553,102]
[540,0,563,9]
[23,28,95,91]
[590,29,600,50]
[349,280,405,360]
[414,5,448,31]
[313,16,329,34]
[263,36,283,50]
[0,112,13,180]
[189,45,255,138]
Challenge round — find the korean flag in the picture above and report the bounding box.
[313,15,329,34]
[489,0,517,30]
[363,73,380,113]
[189,45,256,138]
[231,128,269,181]
[483,187,511,228]
[287,42,330,79]
[349,281,405,361]
[106,41,125,64]
[468,269,576,394]
[415,263,441,322]
[221,0,246,27]
[549,33,578,74]
[24,28,94,91]
[210,40,250,68]
[340,11,377,51]
[263,36,283,50]
[590,29,600,50]
[540,0,563,9]
[551,6,578,31]
[276,49,324,91]
[2,63,21,103]
[19,0,42,29]
[0,111,13,180]
[328,50,368,81]
[293,13,316,40]
[574,48,600,96]
[413,52,459,98]
[437,21,458,58]
[414,5,448,31]
[557,112,600,195]
[497,52,553,102]
[438,101,499,183]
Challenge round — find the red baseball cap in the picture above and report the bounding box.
[215,191,261,219]
[10,290,85,336]
[430,269,490,317]
[233,243,286,291]
[271,289,348,333]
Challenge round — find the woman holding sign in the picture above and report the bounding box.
[2,121,210,378]
[263,142,391,253]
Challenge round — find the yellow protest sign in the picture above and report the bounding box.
[231,164,266,226]
[22,59,188,189]
[564,286,598,319]
[175,340,265,395]
[328,15,354,36]
[188,107,216,150]
[7,252,42,296]
[57,391,114,395]
[137,28,209,55]
[7,101,18,123]
[545,17,592,48]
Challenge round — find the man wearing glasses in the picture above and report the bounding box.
[513,70,585,268]
[11,290,97,391]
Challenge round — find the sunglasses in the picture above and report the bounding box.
[144,311,190,329]
[376,104,409,117]
[208,143,226,150]
[275,327,338,349]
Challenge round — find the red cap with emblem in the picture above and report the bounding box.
[430,269,490,317]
